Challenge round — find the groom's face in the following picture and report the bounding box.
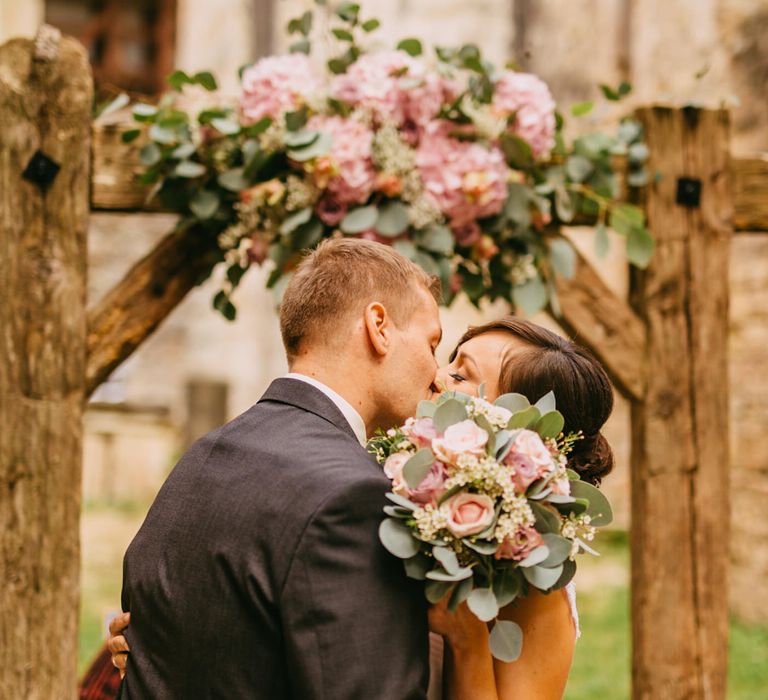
[381,284,442,425]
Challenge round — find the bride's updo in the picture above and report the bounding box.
[452,317,615,486]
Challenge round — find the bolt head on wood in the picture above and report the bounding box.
[22,150,61,189]
[676,177,702,208]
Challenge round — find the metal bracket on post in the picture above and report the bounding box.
[676,177,702,208]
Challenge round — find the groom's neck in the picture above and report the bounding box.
[288,357,376,433]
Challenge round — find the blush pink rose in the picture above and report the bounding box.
[383,452,411,481]
[239,54,322,123]
[504,429,557,492]
[441,492,496,538]
[491,70,556,159]
[432,419,489,464]
[385,452,447,505]
[315,194,348,226]
[495,526,544,561]
[416,121,508,227]
[403,417,438,449]
[550,476,571,497]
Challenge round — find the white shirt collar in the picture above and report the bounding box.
[284,373,367,446]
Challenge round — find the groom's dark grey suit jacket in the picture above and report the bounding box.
[120,378,429,699]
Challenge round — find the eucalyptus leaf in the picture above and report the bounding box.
[494,393,530,413]
[566,468,580,480]
[517,544,550,568]
[288,131,333,161]
[493,570,522,608]
[132,103,158,120]
[549,238,576,278]
[139,142,161,166]
[626,226,654,268]
[534,391,556,414]
[570,101,594,117]
[121,128,141,144]
[465,539,499,556]
[149,124,177,144]
[383,505,412,519]
[280,207,313,235]
[474,413,496,454]
[536,410,564,439]
[284,130,320,149]
[512,275,547,316]
[417,225,454,255]
[432,399,468,433]
[416,400,437,418]
[375,201,410,237]
[189,189,220,219]
[379,518,420,559]
[172,143,196,160]
[404,554,431,580]
[211,117,241,135]
[566,154,593,183]
[448,576,474,612]
[426,566,473,582]
[425,580,453,604]
[507,406,540,429]
[569,480,614,526]
[403,448,435,489]
[341,205,378,234]
[433,546,460,575]
[550,557,577,590]
[99,92,129,118]
[291,218,324,250]
[489,620,523,662]
[523,563,564,590]
[217,168,249,192]
[467,588,499,622]
[530,501,561,534]
[174,160,206,178]
[540,534,573,567]
[397,38,423,56]
[595,222,610,258]
[385,492,418,511]
[609,203,645,236]
[193,71,218,91]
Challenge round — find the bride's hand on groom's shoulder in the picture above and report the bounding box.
[428,596,489,655]
[107,612,131,678]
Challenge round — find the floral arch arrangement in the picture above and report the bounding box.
[119,1,653,320]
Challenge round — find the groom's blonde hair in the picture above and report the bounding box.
[280,238,441,359]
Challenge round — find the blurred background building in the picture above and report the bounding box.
[1,0,766,682]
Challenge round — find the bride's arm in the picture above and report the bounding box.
[429,600,499,700]
[493,588,576,699]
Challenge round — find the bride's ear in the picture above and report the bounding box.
[363,302,391,357]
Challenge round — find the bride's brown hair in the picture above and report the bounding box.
[451,317,614,486]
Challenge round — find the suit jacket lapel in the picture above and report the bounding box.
[259,377,361,444]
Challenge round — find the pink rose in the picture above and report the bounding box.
[491,70,556,159]
[432,419,489,464]
[385,452,447,505]
[239,54,322,123]
[441,492,496,538]
[495,526,544,561]
[453,221,482,248]
[403,417,438,449]
[315,194,348,226]
[550,476,571,497]
[504,429,557,492]
[383,452,410,480]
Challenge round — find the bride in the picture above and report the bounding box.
[108,315,614,700]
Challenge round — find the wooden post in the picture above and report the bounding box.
[630,107,732,699]
[0,33,92,698]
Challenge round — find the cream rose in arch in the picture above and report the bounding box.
[440,491,496,538]
[432,419,489,464]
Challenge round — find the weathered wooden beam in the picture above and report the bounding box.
[733,155,768,231]
[630,106,731,700]
[1,33,92,699]
[555,250,645,402]
[85,223,221,397]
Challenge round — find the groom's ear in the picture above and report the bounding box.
[363,302,391,357]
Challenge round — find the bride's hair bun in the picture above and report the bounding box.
[568,432,614,486]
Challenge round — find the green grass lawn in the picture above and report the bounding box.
[80,508,768,696]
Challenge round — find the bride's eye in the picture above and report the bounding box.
[450,372,466,383]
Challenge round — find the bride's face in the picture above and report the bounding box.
[435,330,528,401]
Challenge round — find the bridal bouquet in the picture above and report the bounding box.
[119,1,653,320]
[369,390,613,661]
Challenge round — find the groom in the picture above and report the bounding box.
[117,238,442,698]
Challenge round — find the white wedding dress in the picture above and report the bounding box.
[427,582,579,699]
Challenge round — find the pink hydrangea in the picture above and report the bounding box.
[492,70,556,158]
[330,50,453,127]
[240,54,322,123]
[416,121,508,227]
[305,115,377,205]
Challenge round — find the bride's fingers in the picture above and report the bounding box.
[108,634,130,657]
[108,611,130,637]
